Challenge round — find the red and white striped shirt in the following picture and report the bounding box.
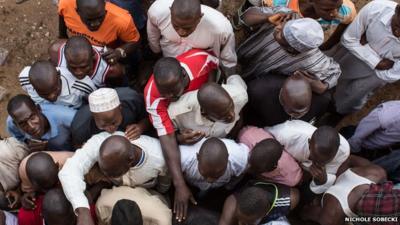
[144,49,219,136]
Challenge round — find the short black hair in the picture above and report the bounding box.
[311,126,340,156]
[7,94,36,116]
[237,186,270,217]
[111,199,143,225]
[153,57,182,85]
[171,0,201,20]
[64,36,93,59]
[250,139,283,173]
[26,152,59,190]
[43,188,75,225]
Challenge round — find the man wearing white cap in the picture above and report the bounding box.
[237,17,341,127]
[70,87,148,147]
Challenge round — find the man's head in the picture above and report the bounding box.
[391,5,400,38]
[198,83,235,124]
[7,95,49,139]
[173,205,219,225]
[279,76,312,119]
[236,186,270,225]
[309,126,340,166]
[76,0,106,31]
[311,0,342,21]
[197,138,228,183]
[64,36,94,80]
[153,57,188,102]
[29,60,62,102]
[26,152,59,191]
[170,0,203,37]
[274,18,324,54]
[89,88,123,133]
[42,188,76,225]
[99,135,138,178]
[111,199,143,225]
[248,139,283,175]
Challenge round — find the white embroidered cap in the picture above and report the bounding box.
[89,88,120,113]
[283,18,324,52]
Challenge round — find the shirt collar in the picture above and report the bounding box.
[381,10,394,29]
[133,149,146,169]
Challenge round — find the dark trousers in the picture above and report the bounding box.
[245,73,332,127]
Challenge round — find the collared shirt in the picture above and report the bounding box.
[266,120,350,194]
[58,0,139,47]
[237,24,341,86]
[7,104,76,151]
[144,49,219,136]
[59,132,167,210]
[168,75,248,137]
[96,186,172,225]
[341,0,400,82]
[19,66,96,109]
[147,0,236,68]
[349,100,400,152]
[57,43,110,88]
[180,138,249,191]
[238,126,302,187]
[264,0,357,41]
[19,151,74,193]
[0,138,29,192]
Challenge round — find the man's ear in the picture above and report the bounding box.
[196,153,200,161]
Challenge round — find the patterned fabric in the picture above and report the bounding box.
[356,181,400,224]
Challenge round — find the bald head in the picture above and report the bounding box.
[309,126,340,165]
[29,60,61,102]
[198,83,235,123]
[99,135,136,178]
[26,152,59,191]
[280,76,312,118]
[76,0,105,11]
[197,138,228,183]
[171,0,201,20]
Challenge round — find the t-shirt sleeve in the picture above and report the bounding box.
[58,0,67,15]
[119,16,140,43]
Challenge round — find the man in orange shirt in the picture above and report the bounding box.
[58,0,140,65]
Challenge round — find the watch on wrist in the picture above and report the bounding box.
[116,48,127,58]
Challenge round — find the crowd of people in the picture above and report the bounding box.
[1,0,400,224]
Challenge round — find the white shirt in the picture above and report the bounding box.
[58,43,110,88]
[180,138,249,190]
[147,0,237,68]
[19,66,97,108]
[266,120,350,194]
[168,75,248,137]
[341,0,400,82]
[59,131,167,210]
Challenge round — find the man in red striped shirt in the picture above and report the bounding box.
[144,49,219,221]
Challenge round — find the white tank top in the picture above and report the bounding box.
[323,169,374,217]
[57,43,110,88]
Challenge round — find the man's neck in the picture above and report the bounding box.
[131,144,144,167]
[43,115,51,135]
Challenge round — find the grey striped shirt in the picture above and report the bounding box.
[237,24,341,89]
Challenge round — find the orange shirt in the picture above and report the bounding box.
[58,0,140,47]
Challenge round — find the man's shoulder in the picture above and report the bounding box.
[58,0,75,13]
[201,6,233,34]
[105,2,134,27]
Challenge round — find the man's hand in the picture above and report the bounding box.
[309,163,327,185]
[360,32,368,45]
[174,183,197,222]
[268,12,295,26]
[76,207,95,225]
[102,48,122,65]
[27,139,48,152]
[125,124,144,141]
[5,190,21,209]
[21,192,36,210]
[376,58,394,70]
[176,129,205,145]
[293,71,328,94]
